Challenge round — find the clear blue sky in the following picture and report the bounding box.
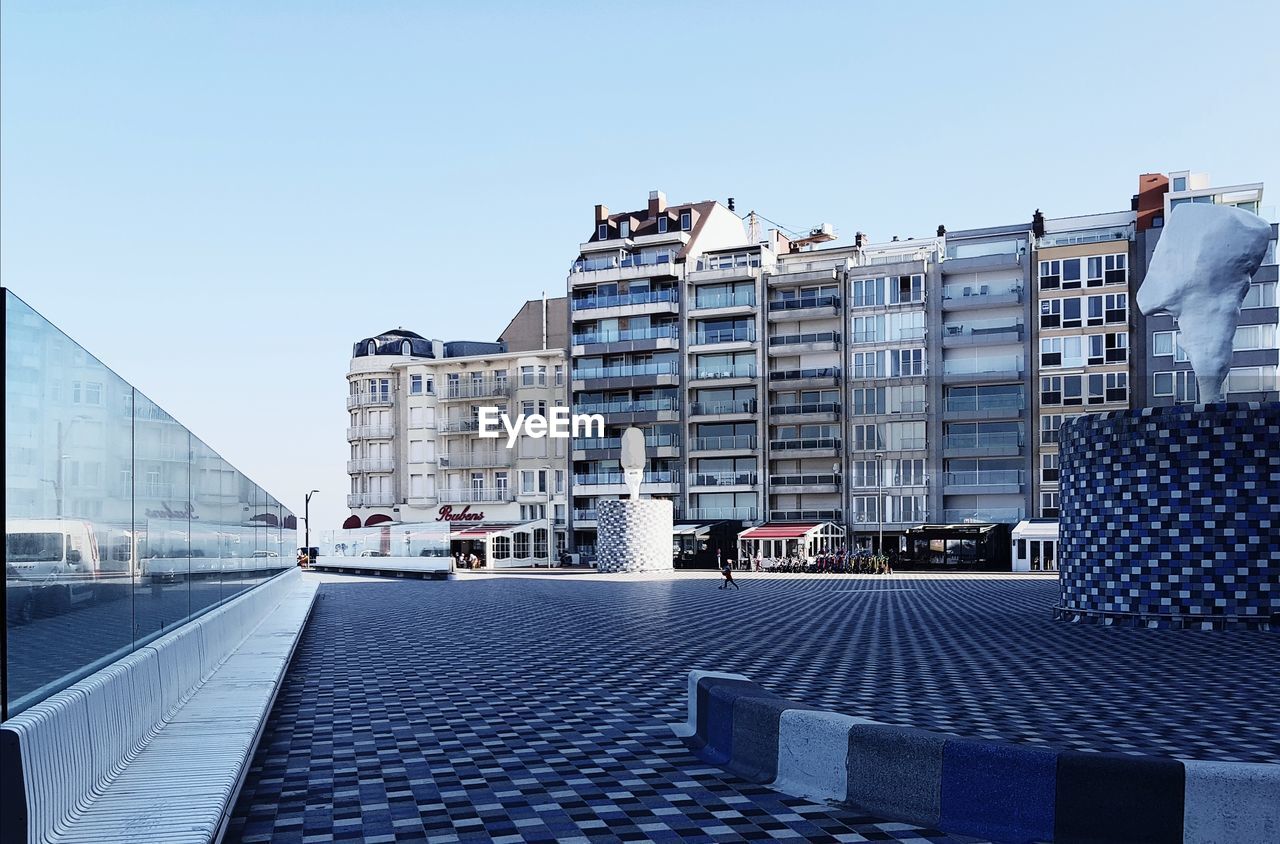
[3,1,1277,531]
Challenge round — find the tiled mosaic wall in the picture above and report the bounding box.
[1058,403,1280,627]
[596,499,674,572]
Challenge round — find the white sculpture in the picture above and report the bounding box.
[620,427,646,501]
[1138,203,1271,403]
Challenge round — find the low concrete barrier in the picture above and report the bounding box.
[310,556,451,579]
[674,671,1280,844]
[0,567,318,844]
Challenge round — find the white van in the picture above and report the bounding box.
[5,519,103,612]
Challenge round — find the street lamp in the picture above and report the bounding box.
[304,489,319,562]
[540,464,554,567]
[874,453,885,555]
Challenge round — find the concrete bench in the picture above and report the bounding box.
[0,567,318,844]
[675,670,1280,844]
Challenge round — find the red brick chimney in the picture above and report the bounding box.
[594,204,610,225]
[1135,173,1169,232]
[648,190,667,217]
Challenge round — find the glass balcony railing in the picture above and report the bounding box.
[437,452,510,469]
[573,433,680,451]
[769,402,840,416]
[572,325,679,345]
[689,399,757,415]
[441,380,510,399]
[689,472,757,487]
[769,331,840,347]
[688,506,759,521]
[770,366,840,381]
[943,470,1024,486]
[692,363,757,379]
[690,435,757,451]
[769,437,841,451]
[570,289,678,310]
[693,252,763,272]
[767,294,839,312]
[769,509,843,522]
[692,289,757,309]
[693,326,756,344]
[439,419,482,434]
[574,471,678,486]
[437,488,515,504]
[346,392,393,409]
[573,361,679,380]
[570,249,678,274]
[942,507,1025,523]
[769,473,839,486]
[943,432,1023,450]
[348,492,396,508]
[944,394,1025,413]
[573,398,678,415]
[572,509,599,521]
[943,356,1024,377]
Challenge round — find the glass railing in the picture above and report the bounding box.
[769,473,839,486]
[570,289,679,310]
[943,357,1024,376]
[693,363,757,379]
[570,250,677,273]
[573,398,678,415]
[689,472,757,487]
[769,331,840,346]
[690,435,757,450]
[693,252,763,272]
[572,325,679,345]
[692,289,757,309]
[942,282,1022,301]
[944,394,1025,413]
[769,509,843,522]
[437,488,516,504]
[346,392,393,409]
[767,294,840,311]
[769,437,841,451]
[572,433,680,451]
[437,452,511,468]
[770,366,841,381]
[943,432,1023,450]
[347,424,395,440]
[3,290,297,718]
[572,509,599,521]
[943,321,1024,340]
[688,506,759,521]
[441,380,510,399]
[942,507,1025,523]
[693,326,756,344]
[943,470,1024,486]
[769,402,840,416]
[573,471,678,486]
[439,419,482,433]
[346,458,396,473]
[689,399,757,415]
[945,238,1025,260]
[573,361,680,380]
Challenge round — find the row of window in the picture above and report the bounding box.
[1038,254,1127,290]
[598,209,692,241]
[1153,367,1277,399]
[1039,332,1128,367]
[1039,373,1129,406]
[1039,294,1128,329]
[849,275,926,308]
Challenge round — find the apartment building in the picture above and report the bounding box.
[566,191,751,555]
[1133,171,1279,406]
[346,299,571,556]
[1031,211,1137,519]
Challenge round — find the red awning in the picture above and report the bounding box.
[342,515,361,530]
[452,523,522,539]
[738,523,821,539]
[364,514,393,527]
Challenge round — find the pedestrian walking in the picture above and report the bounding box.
[719,559,740,590]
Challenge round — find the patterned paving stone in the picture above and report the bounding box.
[227,571,1278,842]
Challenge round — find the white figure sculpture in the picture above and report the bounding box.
[1138,203,1271,403]
[620,427,646,501]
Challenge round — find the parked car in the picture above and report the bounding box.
[358,550,388,557]
[6,519,102,613]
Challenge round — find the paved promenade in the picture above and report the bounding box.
[227,570,1278,842]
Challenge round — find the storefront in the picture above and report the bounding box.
[450,519,554,569]
[736,522,845,566]
[1011,519,1059,572]
[901,523,1011,571]
[672,520,743,569]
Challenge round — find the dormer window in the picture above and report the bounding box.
[366,341,376,355]
[619,219,630,238]
[597,223,609,240]
[680,210,692,231]
[657,216,668,234]
[401,340,412,355]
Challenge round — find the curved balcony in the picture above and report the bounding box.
[347,457,395,473]
[347,392,393,409]
[348,492,395,508]
[439,381,510,401]
[347,424,395,440]
[437,488,515,504]
[438,452,511,469]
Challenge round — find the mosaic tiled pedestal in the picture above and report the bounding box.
[596,499,674,572]
[1056,402,1279,629]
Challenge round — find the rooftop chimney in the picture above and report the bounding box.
[595,204,610,224]
[937,224,946,237]
[855,231,869,248]
[1032,209,1046,239]
[648,190,667,217]
[727,197,736,212]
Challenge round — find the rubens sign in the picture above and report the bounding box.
[436,505,485,523]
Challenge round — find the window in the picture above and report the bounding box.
[1040,376,1061,406]
[401,341,412,355]
[892,348,924,377]
[514,532,530,559]
[1040,491,1060,518]
[554,365,564,386]
[851,424,880,451]
[850,277,884,308]
[889,274,924,304]
[1153,331,1175,356]
[657,216,668,234]
[680,210,692,231]
[1226,366,1278,394]
[852,351,881,378]
[521,366,534,387]
[597,223,609,240]
[1062,298,1081,328]
[1152,215,1164,228]
[619,220,630,238]
[1039,260,1060,290]
[1086,296,1104,326]
[534,529,548,558]
[1234,324,1276,351]
[1040,414,1063,444]
[1086,256,1104,287]
[521,471,535,493]
[1063,374,1082,405]
[1172,177,1187,191]
[1242,283,1276,309]
[410,375,423,395]
[1104,293,1127,324]
[1155,370,1198,402]
[495,471,508,492]
[1104,254,1127,285]
[1061,258,1081,288]
[1041,452,1059,483]
[1040,338,1062,367]
[1153,372,1174,396]
[1105,332,1128,363]
[493,536,510,559]
[1040,299,1060,329]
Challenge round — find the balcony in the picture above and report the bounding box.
[572,325,679,352]
[689,363,757,383]
[132,482,175,500]
[941,284,1024,312]
[348,492,396,508]
[691,290,757,311]
[943,393,1025,419]
[574,397,679,419]
[769,401,840,423]
[692,252,763,275]
[689,399,757,417]
[438,452,511,469]
[570,289,679,314]
[572,508,598,523]
[769,366,840,389]
[851,437,927,452]
[438,419,482,435]
[347,424,395,440]
[690,326,757,347]
[574,471,679,490]
[769,437,841,455]
[769,473,839,494]
[768,509,843,523]
[942,321,1025,349]
[942,356,1025,384]
[766,294,840,321]
[346,392,393,410]
[942,507,1025,524]
[689,435,757,453]
[687,506,759,521]
[942,469,1025,495]
[573,433,679,457]
[688,471,758,488]
[439,380,510,401]
[942,432,1023,457]
[437,488,516,504]
[767,331,840,356]
[347,457,395,473]
[569,250,679,281]
[573,361,679,385]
